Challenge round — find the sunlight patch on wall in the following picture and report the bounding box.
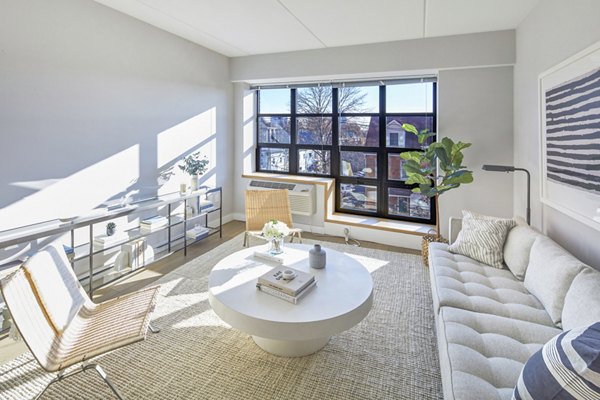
[0,145,139,231]
[156,108,217,194]
[243,90,256,174]
[157,108,216,168]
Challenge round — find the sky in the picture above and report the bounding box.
[259,83,433,114]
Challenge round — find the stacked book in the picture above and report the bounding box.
[186,225,211,241]
[93,233,129,250]
[256,266,316,304]
[198,199,214,212]
[140,216,168,234]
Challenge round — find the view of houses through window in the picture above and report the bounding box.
[256,80,437,224]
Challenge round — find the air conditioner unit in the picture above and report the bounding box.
[247,180,315,216]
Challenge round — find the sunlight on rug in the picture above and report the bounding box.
[0,234,442,399]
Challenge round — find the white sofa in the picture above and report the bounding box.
[428,218,600,400]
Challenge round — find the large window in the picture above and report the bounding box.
[256,80,437,224]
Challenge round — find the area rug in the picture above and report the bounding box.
[0,235,442,399]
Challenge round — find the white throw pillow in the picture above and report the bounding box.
[524,236,585,327]
[503,223,541,280]
[562,266,600,331]
[447,210,516,269]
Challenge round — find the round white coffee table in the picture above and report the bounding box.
[208,243,373,357]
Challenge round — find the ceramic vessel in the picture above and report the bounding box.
[309,244,326,269]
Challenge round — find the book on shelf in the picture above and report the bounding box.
[198,199,214,212]
[139,225,166,234]
[93,233,129,249]
[256,279,317,304]
[121,238,154,270]
[140,215,168,227]
[257,266,315,297]
[186,226,210,240]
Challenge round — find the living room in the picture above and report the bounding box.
[1,0,599,399]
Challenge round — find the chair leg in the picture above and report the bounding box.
[35,363,124,400]
[35,371,63,400]
[87,363,124,400]
[243,232,248,247]
[148,323,160,333]
[298,232,303,244]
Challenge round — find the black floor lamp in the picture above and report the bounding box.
[482,164,531,225]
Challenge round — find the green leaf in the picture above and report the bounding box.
[401,123,419,136]
[405,174,430,185]
[443,170,474,185]
[399,151,422,162]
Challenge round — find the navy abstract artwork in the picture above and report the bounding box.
[544,66,600,194]
[540,41,600,230]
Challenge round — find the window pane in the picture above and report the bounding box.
[387,82,433,113]
[388,188,431,219]
[258,117,291,144]
[298,149,330,175]
[296,87,332,114]
[340,184,377,212]
[340,151,377,178]
[385,116,435,148]
[259,148,289,172]
[339,86,379,113]
[296,117,332,145]
[388,154,408,181]
[259,88,290,114]
[339,116,379,146]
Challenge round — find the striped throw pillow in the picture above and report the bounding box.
[513,322,600,400]
[448,210,515,268]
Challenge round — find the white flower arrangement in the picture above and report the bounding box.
[262,219,290,239]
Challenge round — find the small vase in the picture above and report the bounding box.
[309,244,326,269]
[190,175,199,191]
[268,237,284,255]
[106,226,115,236]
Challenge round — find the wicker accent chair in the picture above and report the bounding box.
[0,243,160,400]
[244,189,302,247]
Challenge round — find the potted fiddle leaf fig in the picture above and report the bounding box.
[400,123,473,240]
[178,152,209,191]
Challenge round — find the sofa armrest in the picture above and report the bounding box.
[448,217,462,244]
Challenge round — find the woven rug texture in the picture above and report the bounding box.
[0,235,442,399]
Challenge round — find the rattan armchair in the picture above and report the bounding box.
[0,243,160,399]
[244,189,302,247]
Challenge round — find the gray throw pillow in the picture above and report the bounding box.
[503,224,541,280]
[524,236,585,327]
[447,210,516,269]
[561,267,600,331]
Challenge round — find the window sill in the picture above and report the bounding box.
[326,213,433,236]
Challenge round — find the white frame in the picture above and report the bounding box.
[539,40,600,231]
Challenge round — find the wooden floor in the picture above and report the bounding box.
[0,220,419,364]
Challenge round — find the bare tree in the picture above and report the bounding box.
[295,86,369,173]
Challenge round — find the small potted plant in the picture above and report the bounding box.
[106,222,117,237]
[178,152,209,191]
[262,220,290,255]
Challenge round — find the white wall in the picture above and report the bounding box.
[0,0,233,232]
[438,67,515,231]
[232,31,515,243]
[515,0,600,268]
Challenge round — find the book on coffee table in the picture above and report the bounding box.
[256,279,317,304]
[257,266,315,297]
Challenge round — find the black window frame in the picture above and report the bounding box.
[256,81,437,225]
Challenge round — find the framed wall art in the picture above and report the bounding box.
[539,40,600,230]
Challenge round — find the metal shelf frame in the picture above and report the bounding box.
[0,187,222,296]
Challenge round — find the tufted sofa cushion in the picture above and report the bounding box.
[429,243,555,327]
[437,306,562,400]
